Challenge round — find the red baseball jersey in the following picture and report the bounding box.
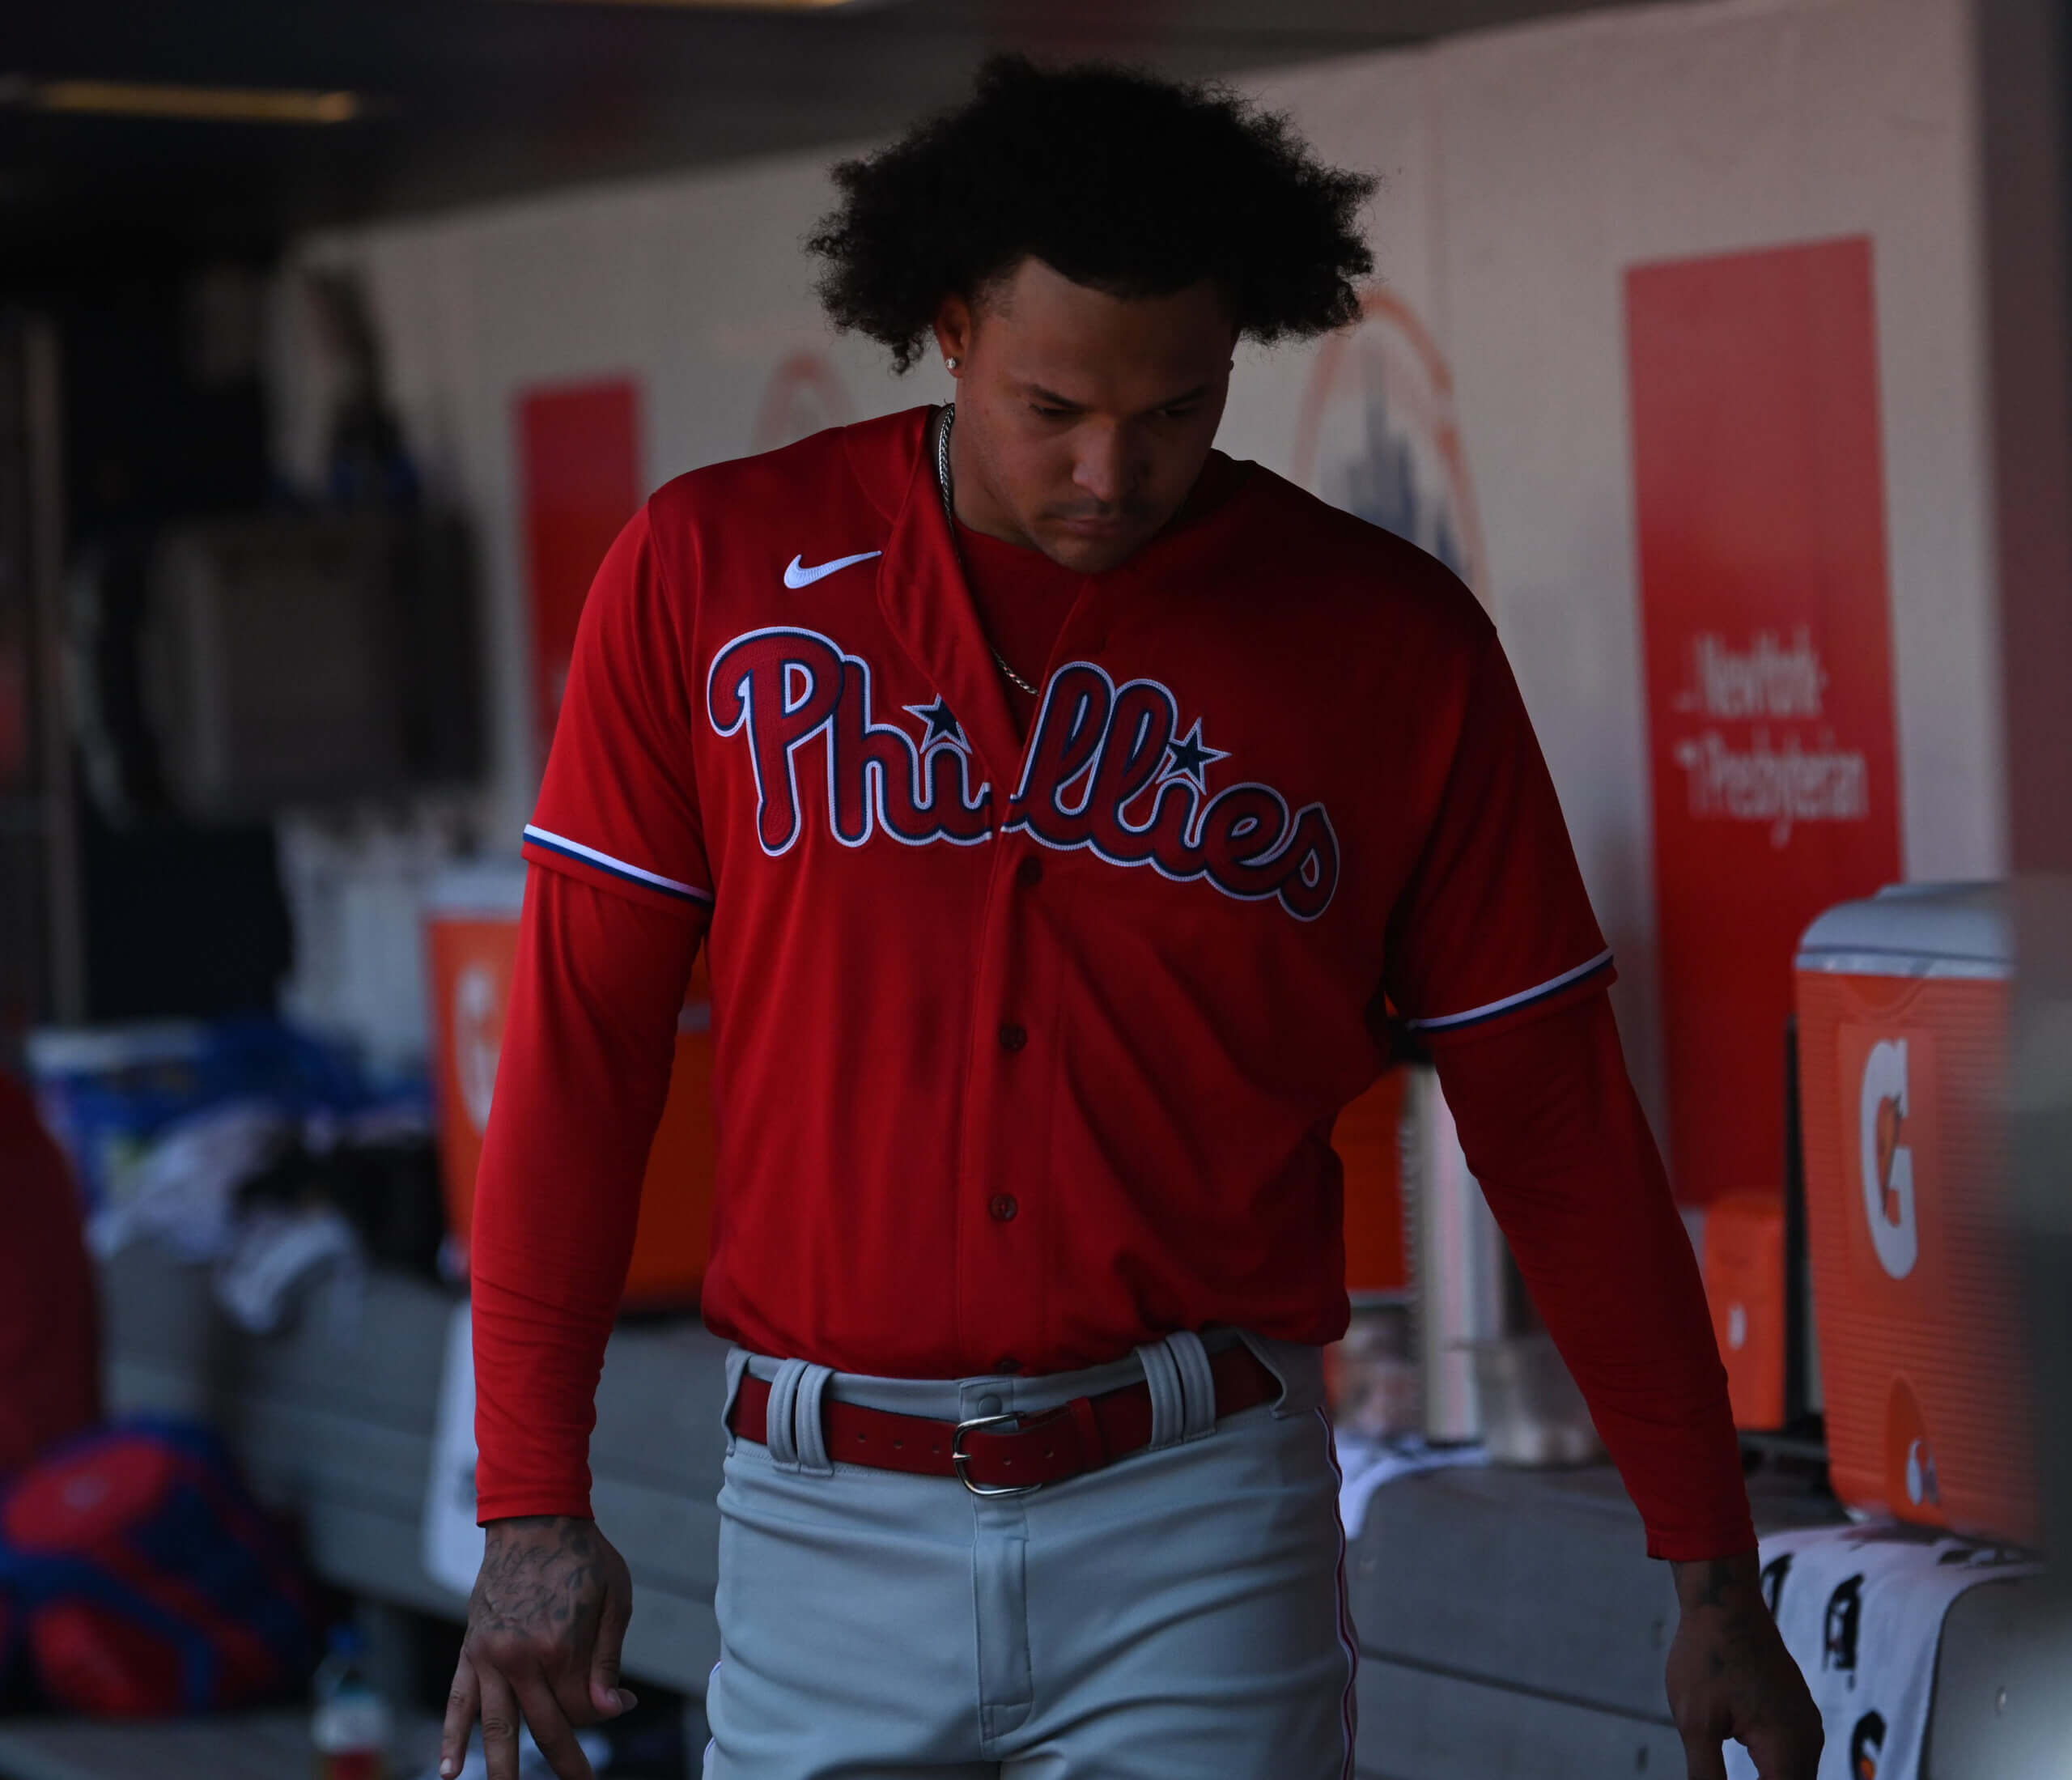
[519,406,1611,1379]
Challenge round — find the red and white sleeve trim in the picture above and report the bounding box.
[521,825,714,904]
[1403,947,1614,1034]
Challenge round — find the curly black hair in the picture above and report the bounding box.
[808,55,1377,372]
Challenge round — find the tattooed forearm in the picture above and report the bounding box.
[444,1510,638,1780]
[477,1515,607,1638]
[1671,1548,1761,1614]
[1662,1544,1823,1775]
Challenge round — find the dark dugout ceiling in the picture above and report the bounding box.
[4,0,1693,275]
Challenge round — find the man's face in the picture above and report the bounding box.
[934,258,1238,574]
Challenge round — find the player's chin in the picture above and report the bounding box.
[1040,514,1161,573]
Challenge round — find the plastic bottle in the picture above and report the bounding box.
[312,1623,392,1780]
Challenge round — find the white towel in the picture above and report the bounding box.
[1723,1520,2037,1780]
[1332,1433,1488,1542]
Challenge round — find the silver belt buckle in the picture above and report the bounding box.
[952,1410,1042,1497]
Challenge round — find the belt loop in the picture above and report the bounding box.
[765,1357,809,1471]
[792,1364,835,1476]
[1167,1331,1218,1442]
[720,1349,752,1457]
[1135,1340,1185,1449]
[1238,1331,1321,1418]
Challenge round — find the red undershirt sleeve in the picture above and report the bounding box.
[1427,989,1755,1561]
[469,864,707,1523]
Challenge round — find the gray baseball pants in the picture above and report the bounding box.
[703,1329,1357,1778]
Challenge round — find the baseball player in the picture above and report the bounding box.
[442,57,1822,1780]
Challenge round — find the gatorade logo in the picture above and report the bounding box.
[1759,1552,1793,1616]
[1850,1709,1887,1779]
[1858,1038,1917,1280]
[1823,1574,1866,1676]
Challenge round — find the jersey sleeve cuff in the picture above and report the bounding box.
[474,1489,596,1527]
[1644,1514,1760,1563]
[521,825,715,916]
[1403,949,1616,1047]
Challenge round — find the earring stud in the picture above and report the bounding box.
[945,356,962,372]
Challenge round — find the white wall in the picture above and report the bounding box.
[1413,0,1996,1113]
[289,0,1999,1119]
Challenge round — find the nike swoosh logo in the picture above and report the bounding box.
[783,550,882,588]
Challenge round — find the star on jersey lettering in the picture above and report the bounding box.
[1160,717,1229,790]
[904,695,968,751]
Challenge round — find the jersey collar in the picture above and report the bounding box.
[851,409,1268,810]
[867,409,1025,809]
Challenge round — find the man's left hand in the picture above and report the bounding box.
[1665,1551,1823,1779]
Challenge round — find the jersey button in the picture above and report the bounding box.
[998,1021,1028,1052]
[993,1356,1021,1374]
[1016,856,1043,889]
[988,1193,1018,1222]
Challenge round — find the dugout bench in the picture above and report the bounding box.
[0,1245,2062,1780]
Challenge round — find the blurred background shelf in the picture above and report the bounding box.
[99,1241,728,1694]
[91,1241,2072,1778]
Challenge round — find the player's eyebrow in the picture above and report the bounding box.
[1024,381,1212,415]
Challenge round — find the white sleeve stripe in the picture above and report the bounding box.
[523,825,714,903]
[1403,947,1614,1032]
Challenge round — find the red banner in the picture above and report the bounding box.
[1625,238,1902,1204]
[517,379,643,767]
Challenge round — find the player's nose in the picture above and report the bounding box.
[1069,423,1132,509]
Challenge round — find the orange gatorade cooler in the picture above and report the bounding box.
[1334,1066,1411,1298]
[1326,1066,1416,1438]
[1793,883,2032,1543]
[1701,1189,1788,1431]
[424,860,717,1308]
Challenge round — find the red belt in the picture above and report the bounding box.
[726,1344,1279,1497]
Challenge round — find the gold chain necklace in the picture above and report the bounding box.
[934,403,1041,697]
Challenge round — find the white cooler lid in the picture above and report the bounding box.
[424,857,529,920]
[1795,881,2010,978]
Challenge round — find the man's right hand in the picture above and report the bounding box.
[441,1514,638,1780]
